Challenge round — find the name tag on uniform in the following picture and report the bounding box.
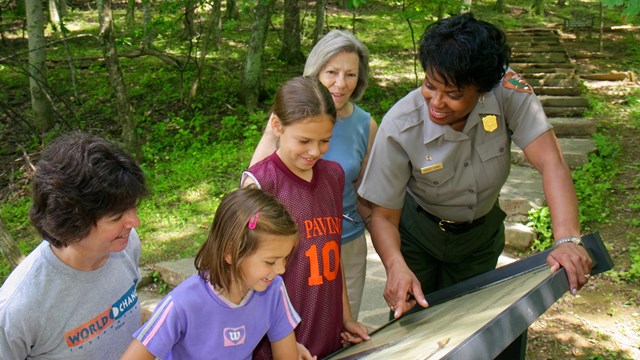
[421,163,443,174]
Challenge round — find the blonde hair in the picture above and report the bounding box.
[195,186,298,291]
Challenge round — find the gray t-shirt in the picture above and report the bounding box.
[0,229,141,359]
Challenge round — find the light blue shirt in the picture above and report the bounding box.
[324,104,371,243]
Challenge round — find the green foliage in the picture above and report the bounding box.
[527,206,554,251]
[628,93,640,129]
[0,198,38,255]
[359,80,414,121]
[528,133,622,251]
[152,271,170,294]
[346,0,368,10]
[0,198,39,284]
[619,34,640,74]
[618,177,640,281]
[573,133,621,225]
[136,135,247,265]
[620,238,640,281]
[601,0,640,18]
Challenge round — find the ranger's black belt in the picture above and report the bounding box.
[417,206,486,234]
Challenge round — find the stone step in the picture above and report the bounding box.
[511,44,562,51]
[507,30,561,43]
[137,260,197,323]
[512,68,576,78]
[549,117,596,137]
[538,95,589,107]
[512,48,567,54]
[511,62,575,70]
[511,53,569,63]
[529,78,580,87]
[544,106,588,117]
[500,165,544,220]
[511,49,567,55]
[510,137,596,169]
[155,258,197,287]
[505,222,536,249]
[508,38,561,46]
[535,86,581,96]
[520,72,577,80]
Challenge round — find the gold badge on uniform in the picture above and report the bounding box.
[421,162,443,174]
[481,114,498,133]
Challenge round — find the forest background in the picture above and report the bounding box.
[1,0,639,358]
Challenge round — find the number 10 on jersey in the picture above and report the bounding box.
[305,240,340,286]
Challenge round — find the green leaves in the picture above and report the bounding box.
[528,133,622,252]
[601,0,640,17]
[527,206,553,251]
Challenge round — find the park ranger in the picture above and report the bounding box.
[358,13,592,319]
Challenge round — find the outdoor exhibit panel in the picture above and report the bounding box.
[326,233,613,360]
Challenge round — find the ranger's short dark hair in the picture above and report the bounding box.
[419,13,511,92]
[29,132,148,248]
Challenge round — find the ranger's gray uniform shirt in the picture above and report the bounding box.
[358,69,552,222]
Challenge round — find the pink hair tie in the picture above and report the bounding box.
[248,212,259,230]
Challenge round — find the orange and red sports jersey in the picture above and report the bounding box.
[248,152,345,359]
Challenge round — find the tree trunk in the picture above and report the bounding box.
[0,219,24,269]
[226,0,238,20]
[212,0,222,50]
[436,2,446,20]
[279,0,305,64]
[25,0,53,133]
[184,0,196,39]
[240,0,275,110]
[96,0,141,159]
[312,0,324,45]
[188,3,220,106]
[49,0,67,30]
[494,0,505,12]
[142,0,155,48]
[532,0,545,16]
[126,0,136,29]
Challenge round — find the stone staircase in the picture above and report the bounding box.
[501,28,596,249]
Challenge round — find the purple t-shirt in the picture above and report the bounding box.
[133,274,299,360]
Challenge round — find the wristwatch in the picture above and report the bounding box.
[554,236,582,247]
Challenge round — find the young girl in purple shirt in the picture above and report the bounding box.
[121,187,301,360]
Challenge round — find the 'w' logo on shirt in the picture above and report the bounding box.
[223,326,246,346]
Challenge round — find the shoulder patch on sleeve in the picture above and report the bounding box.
[503,71,533,93]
